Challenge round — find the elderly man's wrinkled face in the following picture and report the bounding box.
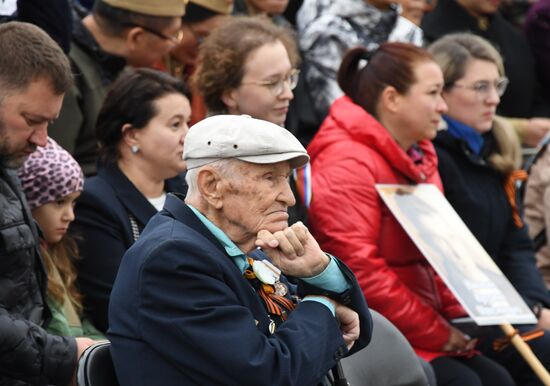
[220,160,296,243]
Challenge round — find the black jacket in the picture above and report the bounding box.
[72,163,188,332]
[422,0,550,118]
[0,0,72,53]
[0,168,76,385]
[433,130,550,309]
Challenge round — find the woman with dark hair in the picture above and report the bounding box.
[430,32,550,386]
[71,68,191,332]
[307,42,514,385]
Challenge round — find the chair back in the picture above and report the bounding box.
[340,310,432,386]
[77,341,119,386]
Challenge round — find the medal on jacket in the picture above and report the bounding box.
[253,259,280,285]
[253,259,288,296]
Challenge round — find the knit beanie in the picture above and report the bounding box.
[18,137,84,210]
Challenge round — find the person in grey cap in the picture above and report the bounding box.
[108,114,372,386]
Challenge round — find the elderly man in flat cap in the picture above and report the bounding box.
[48,0,186,177]
[108,115,372,386]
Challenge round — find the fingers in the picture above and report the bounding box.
[275,228,305,257]
[464,338,478,351]
[256,225,307,257]
[290,221,309,244]
[335,303,360,350]
[256,229,279,249]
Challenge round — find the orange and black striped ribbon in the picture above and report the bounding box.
[492,328,544,352]
[245,258,295,320]
[504,169,528,228]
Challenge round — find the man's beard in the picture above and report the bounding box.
[0,115,33,169]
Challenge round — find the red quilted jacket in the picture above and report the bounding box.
[307,97,466,361]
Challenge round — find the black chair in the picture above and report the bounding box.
[77,341,119,386]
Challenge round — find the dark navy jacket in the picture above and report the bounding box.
[72,163,187,332]
[108,193,372,386]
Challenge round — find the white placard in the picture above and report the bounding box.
[376,184,536,325]
[0,0,16,16]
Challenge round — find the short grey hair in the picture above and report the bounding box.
[185,159,243,200]
[428,33,504,90]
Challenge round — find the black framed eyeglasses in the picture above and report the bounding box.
[185,23,206,46]
[123,23,183,45]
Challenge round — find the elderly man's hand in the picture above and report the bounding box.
[255,221,330,277]
[335,302,360,350]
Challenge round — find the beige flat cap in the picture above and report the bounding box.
[189,0,233,14]
[185,115,309,170]
[103,0,187,16]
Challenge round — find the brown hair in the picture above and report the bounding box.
[428,33,504,91]
[337,43,434,118]
[41,236,83,314]
[0,22,72,97]
[193,15,299,113]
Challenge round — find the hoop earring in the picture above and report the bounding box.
[131,145,139,154]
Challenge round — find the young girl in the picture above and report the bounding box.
[18,138,103,340]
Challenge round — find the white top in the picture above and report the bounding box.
[148,193,167,212]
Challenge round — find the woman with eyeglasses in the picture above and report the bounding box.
[429,33,550,386]
[193,16,309,237]
[307,41,517,386]
[193,15,299,127]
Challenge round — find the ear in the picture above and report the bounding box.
[121,123,140,148]
[126,27,145,52]
[380,86,401,114]
[197,167,225,209]
[221,88,239,112]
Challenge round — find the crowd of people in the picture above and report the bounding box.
[2,0,550,385]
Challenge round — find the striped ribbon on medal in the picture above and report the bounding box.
[245,258,295,320]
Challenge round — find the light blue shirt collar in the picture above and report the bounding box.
[187,204,249,273]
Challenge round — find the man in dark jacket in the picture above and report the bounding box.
[47,0,186,176]
[0,22,94,385]
[109,115,372,385]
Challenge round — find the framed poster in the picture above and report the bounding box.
[376,184,536,325]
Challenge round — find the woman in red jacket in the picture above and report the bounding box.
[307,43,515,386]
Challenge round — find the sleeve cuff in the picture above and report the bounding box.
[302,255,350,293]
[302,296,336,316]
